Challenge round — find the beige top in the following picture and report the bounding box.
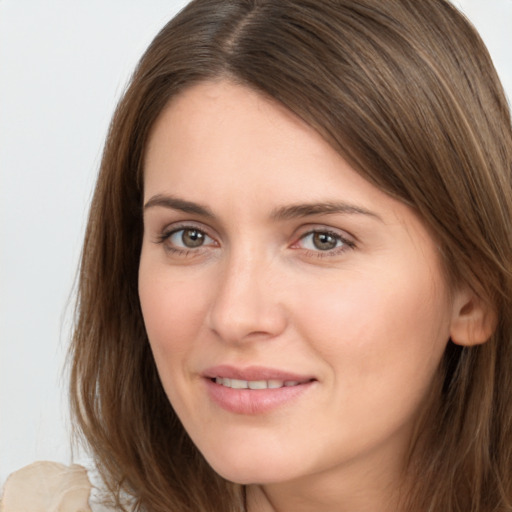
[0,461,93,512]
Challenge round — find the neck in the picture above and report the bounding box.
[245,443,410,512]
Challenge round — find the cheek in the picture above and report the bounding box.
[138,263,210,364]
[285,268,452,458]
[292,265,452,389]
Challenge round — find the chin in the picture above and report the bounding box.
[211,463,290,485]
[202,447,303,485]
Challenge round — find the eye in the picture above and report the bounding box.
[294,229,354,255]
[167,227,214,249]
[302,231,340,251]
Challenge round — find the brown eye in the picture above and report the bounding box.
[296,229,354,256]
[167,228,214,249]
[312,232,338,251]
[181,229,205,248]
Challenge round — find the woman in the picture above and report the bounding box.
[54,0,512,510]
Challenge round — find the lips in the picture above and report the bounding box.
[214,377,303,389]
[201,365,316,414]
[202,364,315,383]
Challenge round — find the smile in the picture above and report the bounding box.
[202,366,316,414]
[214,377,303,389]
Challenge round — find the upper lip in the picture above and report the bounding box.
[201,365,316,383]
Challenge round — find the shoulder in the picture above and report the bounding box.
[1,461,93,512]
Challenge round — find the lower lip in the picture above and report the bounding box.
[204,378,315,415]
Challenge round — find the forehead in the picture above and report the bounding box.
[144,79,319,178]
[143,80,387,210]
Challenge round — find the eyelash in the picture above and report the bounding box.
[155,224,216,256]
[154,225,356,258]
[294,230,355,258]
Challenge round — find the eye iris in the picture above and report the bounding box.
[182,229,205,248]
[312,232,337,250]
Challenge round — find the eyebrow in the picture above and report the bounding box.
[270,201,382,222]
[143,194,381,222]
[144,194,215,218]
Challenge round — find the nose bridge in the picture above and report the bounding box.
[207,242,286,343]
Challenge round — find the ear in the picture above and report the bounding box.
[450,286,496,346]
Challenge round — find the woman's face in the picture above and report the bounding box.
[139,80,458,493]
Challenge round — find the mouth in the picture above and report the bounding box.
[202,364,316,387]
[211,377,313,389]
[202,365,317,414]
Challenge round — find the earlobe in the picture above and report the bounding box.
[450,287,497,346]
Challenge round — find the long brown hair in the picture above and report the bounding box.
[69,1,512,511]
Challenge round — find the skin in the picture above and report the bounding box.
[138,80,470,512]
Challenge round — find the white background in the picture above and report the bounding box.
[1,0,511,487]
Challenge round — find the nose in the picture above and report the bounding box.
[207,250,288,344]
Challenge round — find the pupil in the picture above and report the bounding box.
[313,232,337,250]
[182,229,204,248]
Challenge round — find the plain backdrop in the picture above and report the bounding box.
[1,0,511,487]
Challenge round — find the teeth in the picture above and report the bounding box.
[214,378,302,389]
[248,380,267,390]
[230,379,247,389]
